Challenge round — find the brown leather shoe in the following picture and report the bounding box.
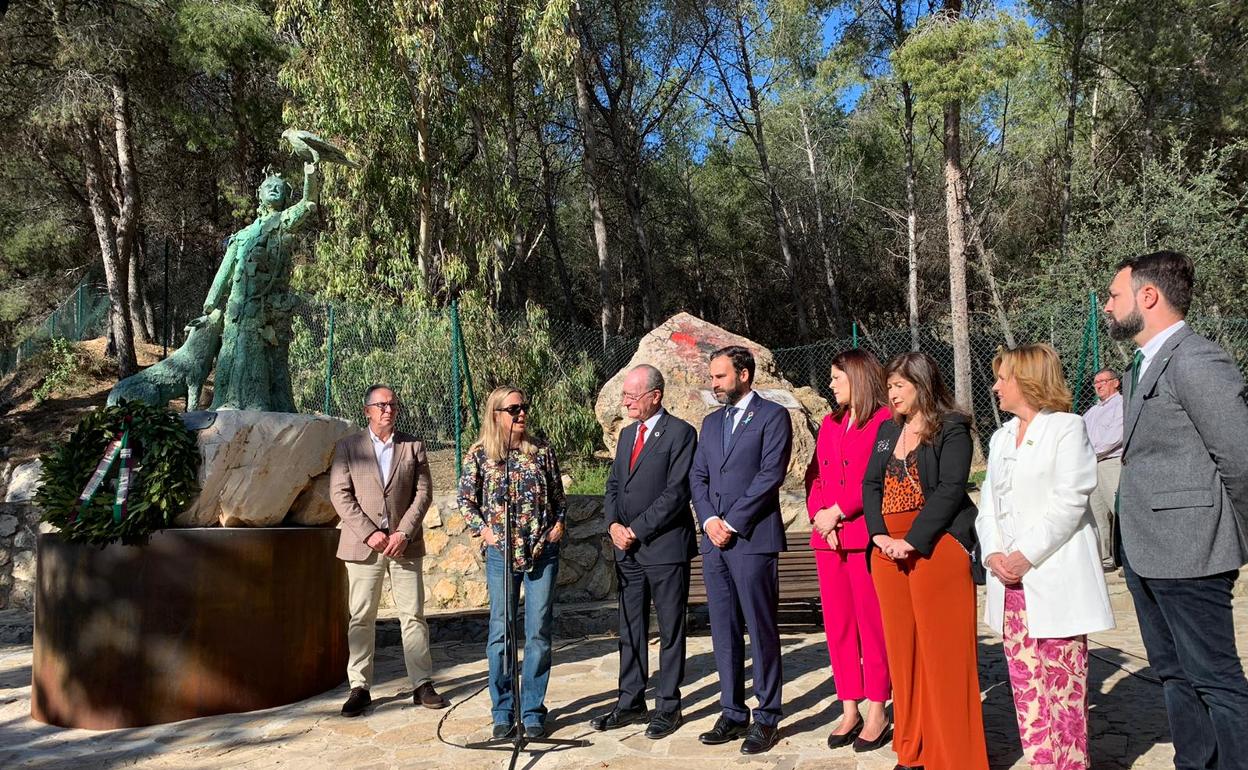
[414,682,448,709]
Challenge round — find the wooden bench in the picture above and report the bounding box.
[687,531,823,626]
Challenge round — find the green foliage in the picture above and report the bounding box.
[33,337,79,404]
[1023,143,1248,315]
[565,457,611,496]
[893,11,1034,113]
[37,402,200,546]
[288,297,612,460]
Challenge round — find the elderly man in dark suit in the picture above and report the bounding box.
[1106,250,1248,770]
[690,345,793,755]
[590,364,698,739]
[329,384,448,717]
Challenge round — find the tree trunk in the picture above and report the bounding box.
[570,3,615,348]
[903,82,920,351]
[1058,0,1085,261]
[112,73,146,351]
[127,232,154,343]
[943,100,973,417]
[622,172,658,330]
[963,198,1016,347]
[538,138,577,319]
[939,0,972,419]
[798,104,846,333]
[734,14,810,340]
[81,119,137,378]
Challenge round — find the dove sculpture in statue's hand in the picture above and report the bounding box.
[281,128,361,167]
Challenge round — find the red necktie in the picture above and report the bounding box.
[629,423,647,470]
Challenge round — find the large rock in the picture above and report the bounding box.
[175,411,355,527]
[5,459,43,503]
[595,313,829,530]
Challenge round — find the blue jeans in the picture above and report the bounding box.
[485,544,559,728]
[1122,548,1248,770]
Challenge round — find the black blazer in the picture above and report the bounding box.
[862,412,978,558]
[603,411,698,565]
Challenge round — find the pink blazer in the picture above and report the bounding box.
[804,406,892,551]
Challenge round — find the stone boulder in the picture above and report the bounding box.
[4,459,43,503]
[594,313,831,531]
[175,411,355,527]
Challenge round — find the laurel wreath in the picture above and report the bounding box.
[36,402,200,546]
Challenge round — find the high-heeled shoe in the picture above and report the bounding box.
[825,719,863,749]
[853,724,893,752]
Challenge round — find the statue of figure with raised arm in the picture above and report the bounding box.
[108,130,358,412]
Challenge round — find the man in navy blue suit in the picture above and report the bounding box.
[690,345,793,755]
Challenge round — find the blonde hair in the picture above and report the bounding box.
[472,386,538,462]
[992,344,1073,413]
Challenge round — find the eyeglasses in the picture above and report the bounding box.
[621,388,658,403]
[366,401,401,412]
[1092,378,1118,386]
[494,403,531,417]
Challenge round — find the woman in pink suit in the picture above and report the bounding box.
[805,349,893,753]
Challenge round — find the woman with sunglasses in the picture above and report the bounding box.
[459,386,567,740]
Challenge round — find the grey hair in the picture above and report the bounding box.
[362,384,399,405]
[630,364,665,394]
[1093,368,1120,381]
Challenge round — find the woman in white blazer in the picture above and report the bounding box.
[977,344,1113,770]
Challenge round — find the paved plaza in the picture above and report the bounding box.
[1,582,1245,770]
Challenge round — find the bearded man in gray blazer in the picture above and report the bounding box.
[1105,250,1248,770]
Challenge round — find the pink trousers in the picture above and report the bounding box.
[1003,586,1090,770]
[814,548,890,702]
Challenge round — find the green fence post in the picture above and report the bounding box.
[50,309,58,339]
[456,325,479,433]
[75,283,84,339]
[1090,292,1101,372]
[1073,298,1094,412]
[450,301,463,478]
[852,321,859,349]
[323,304,336,414]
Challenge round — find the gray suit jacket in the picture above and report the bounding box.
[1119,324,1248,578]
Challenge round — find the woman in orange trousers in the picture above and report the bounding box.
[862,352,989,770]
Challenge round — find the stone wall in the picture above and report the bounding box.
[1,457,44,610]
[395,492,616,612]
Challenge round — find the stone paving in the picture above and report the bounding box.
[1,586,1246,770]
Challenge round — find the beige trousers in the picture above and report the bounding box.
[1088,457,1121,566]
[344,553,432,690]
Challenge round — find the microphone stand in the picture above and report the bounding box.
[464,420,586,767]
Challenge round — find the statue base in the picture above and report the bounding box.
[32,527,347,729]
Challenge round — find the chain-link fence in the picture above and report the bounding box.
[773,305,1248,434]
[0,282,111,376]
[9,281,1248,459]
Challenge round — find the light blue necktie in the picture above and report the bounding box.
[722,406,738,453]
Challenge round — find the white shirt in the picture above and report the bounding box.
[369,428,394,529]
[1082,392,1123,460]
[1137,320,1187,380]
[725,391,756,432]
[639,408,665,440]
[707,391,756,534]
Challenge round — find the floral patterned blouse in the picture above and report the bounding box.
[882,450,925,515]
[458,443,567,572]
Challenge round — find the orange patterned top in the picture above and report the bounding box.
[882,450,925,515]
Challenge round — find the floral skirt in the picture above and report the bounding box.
[1003,586,1090,770]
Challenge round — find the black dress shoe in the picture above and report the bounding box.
[892,764,924,770]
[645,709,682,739]
[341,687,371,717]
[853,725,893,752]
[492,722,516,739]
[826,719,863,748]
[414,682,449,709]
[524,723,546,739]
[589,706,648,731]
[740,723,780,755]
[698,715,750,745]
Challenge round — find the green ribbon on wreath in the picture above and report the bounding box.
[71,418,135,523]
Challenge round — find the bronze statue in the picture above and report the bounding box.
[108,130,357,412]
